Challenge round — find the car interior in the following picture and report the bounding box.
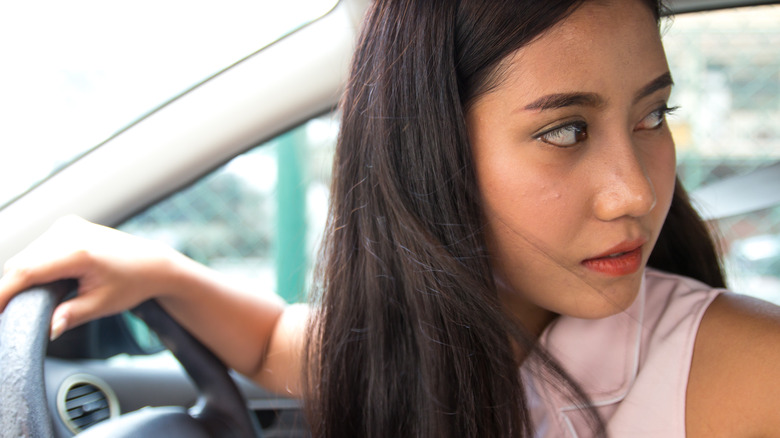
[0,0,777,436]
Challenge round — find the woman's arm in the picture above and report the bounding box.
[687,292,780,437]
[158,256,308,396]
[0,215,306,397]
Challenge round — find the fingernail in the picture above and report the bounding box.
[50,316,67,341]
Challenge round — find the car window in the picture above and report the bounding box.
[114,113,337,359]
[0,0,338,210]
[120,114,339,304]
[664,5,780,303]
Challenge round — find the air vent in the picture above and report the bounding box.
[56,374,120,434]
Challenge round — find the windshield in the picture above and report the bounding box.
[0,0,337,208]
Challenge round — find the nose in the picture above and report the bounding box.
[592,138,656,221]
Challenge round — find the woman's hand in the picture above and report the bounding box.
[0,215,185,340]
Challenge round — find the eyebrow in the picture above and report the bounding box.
[523,93,604,111]
[633,72,674,104]
[521,72,674,112]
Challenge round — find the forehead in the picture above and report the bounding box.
[484,0,668,104]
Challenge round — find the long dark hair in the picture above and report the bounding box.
[303,0,724,436]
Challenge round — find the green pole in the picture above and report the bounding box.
[275,128,307,303]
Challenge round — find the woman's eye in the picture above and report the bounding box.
[636,105,678,131]
[535,122,588,147]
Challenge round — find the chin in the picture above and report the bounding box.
[564,273,644,320]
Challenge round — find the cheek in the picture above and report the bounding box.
[476,155,582,263]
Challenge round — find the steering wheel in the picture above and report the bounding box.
[0,280,264,438]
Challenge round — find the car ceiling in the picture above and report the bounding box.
[667,0,779,13]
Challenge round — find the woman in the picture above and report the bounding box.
[2,0,779,436]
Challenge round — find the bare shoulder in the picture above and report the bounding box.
[252,303,311,398]
[687,292,780,437]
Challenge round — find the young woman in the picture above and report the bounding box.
[2,0,779,436]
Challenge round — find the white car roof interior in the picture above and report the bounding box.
[0,0,368,264]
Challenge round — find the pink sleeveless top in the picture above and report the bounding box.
[521,269,723,437]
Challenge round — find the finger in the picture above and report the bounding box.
[0,250,91,312]
[49,296,99,341]
[50,304,70,341]
[52,287,127,335]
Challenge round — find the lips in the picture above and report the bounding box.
[581,239,646,277]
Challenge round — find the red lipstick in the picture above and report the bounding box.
[581,240,646,277]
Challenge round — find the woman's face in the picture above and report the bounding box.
[467,0,676,330]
